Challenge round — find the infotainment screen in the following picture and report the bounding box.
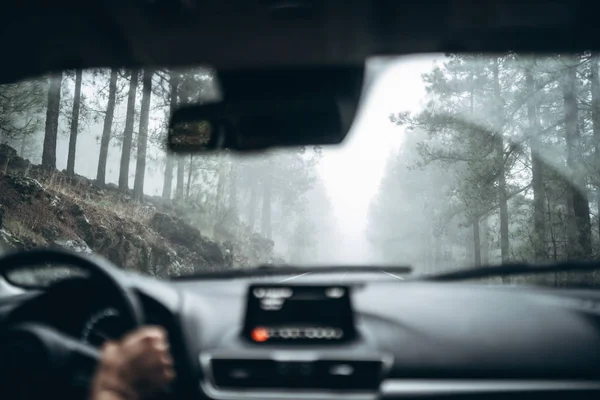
[242,285,356,344]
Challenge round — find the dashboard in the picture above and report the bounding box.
[2,270,600,399]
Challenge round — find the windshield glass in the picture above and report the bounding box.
[0,54,597,285]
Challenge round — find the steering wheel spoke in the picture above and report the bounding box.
[0,249,144,399]
[0,323,99,396]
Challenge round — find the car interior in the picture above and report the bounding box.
[2,0,600,399]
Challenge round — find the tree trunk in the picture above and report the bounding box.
[248,185,258,231]
[472,220,481,266]
[525,63,546,261]
[17,109,32,163]
[118,69,139,191]
[96,68,118,186]
[481,217,490,264]
[228,162,237,212]
[175,157,185,199]
[162,71,179,200]
[133,69,153,201]
[563,63,592,259]
[162,157,174,199]
[66,69,83,175]
[186,154,193,198]
[591,54,600,241]
[261,173,272,240]
[468,69,483,267]
[492,58,510,272]
[19,133,27,157]
[42,73,62,168]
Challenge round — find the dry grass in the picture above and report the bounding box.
[46,177,153,224]
[98,200,154,224]
[3,219,47,246]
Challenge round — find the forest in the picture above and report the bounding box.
[369,53,600,285]
[5,53,600,283]
[0,67,340,267]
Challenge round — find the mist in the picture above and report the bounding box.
[6,52,595,278]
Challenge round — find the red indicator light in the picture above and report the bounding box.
[251,327,270,342]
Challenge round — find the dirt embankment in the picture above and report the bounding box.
[0,144,278,276]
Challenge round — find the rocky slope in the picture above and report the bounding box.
[0,144,280,277]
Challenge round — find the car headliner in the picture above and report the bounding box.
[0,0,598,84]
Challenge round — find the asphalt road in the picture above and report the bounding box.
[276,270,405,283]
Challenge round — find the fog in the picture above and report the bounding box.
[10,57,439,267]
[319,55,438,265]
[6,53,598,275]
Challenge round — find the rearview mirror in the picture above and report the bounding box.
[167,96,349,153]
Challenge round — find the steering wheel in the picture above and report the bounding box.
[0,248,144,399]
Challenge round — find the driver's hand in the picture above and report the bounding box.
[90,326,175,400]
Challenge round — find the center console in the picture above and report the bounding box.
[199,284,392,399]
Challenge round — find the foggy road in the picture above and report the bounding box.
[277,270,405,283]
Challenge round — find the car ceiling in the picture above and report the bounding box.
[0,0,598,84]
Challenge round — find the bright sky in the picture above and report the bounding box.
[318,55,441,262]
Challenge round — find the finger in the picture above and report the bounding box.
[125,333,170,362]
[127,347,173,378]
[152,365,176,386]
[143,356,175,374]
[153,339,170,352]
[164,366,176,380]
[122,326,167,348]
[136,366,176,392]
[98,342,121,370]
[160,352,174,366]
[137,326,168,341]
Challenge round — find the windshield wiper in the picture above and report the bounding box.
[171,265,412,281]
[422,260,600,282]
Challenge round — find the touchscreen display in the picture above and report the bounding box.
[242,285,355,344]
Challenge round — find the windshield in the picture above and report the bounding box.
[0,54,597,285]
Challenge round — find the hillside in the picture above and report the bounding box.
[0,144,280,277]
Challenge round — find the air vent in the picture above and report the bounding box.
[208,357,386,391]
[212,359,278,388]
[314,360,383,390]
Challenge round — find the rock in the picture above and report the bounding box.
[196,239,224,266]
[0,145,30,174]
[214,223,235,242]
[48,195,61,207]
[71,174,93,188]
[69,203,85,217]
[223,241,234,267]
[0,143,17,160]
[5,176,44,198]
[42,225,61,240]
[141,204,156,215]
[54,237,93,254]
[75,213,93,244]
[151,212,224,267]
[151,212,202,248]
[0,228,23,252]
